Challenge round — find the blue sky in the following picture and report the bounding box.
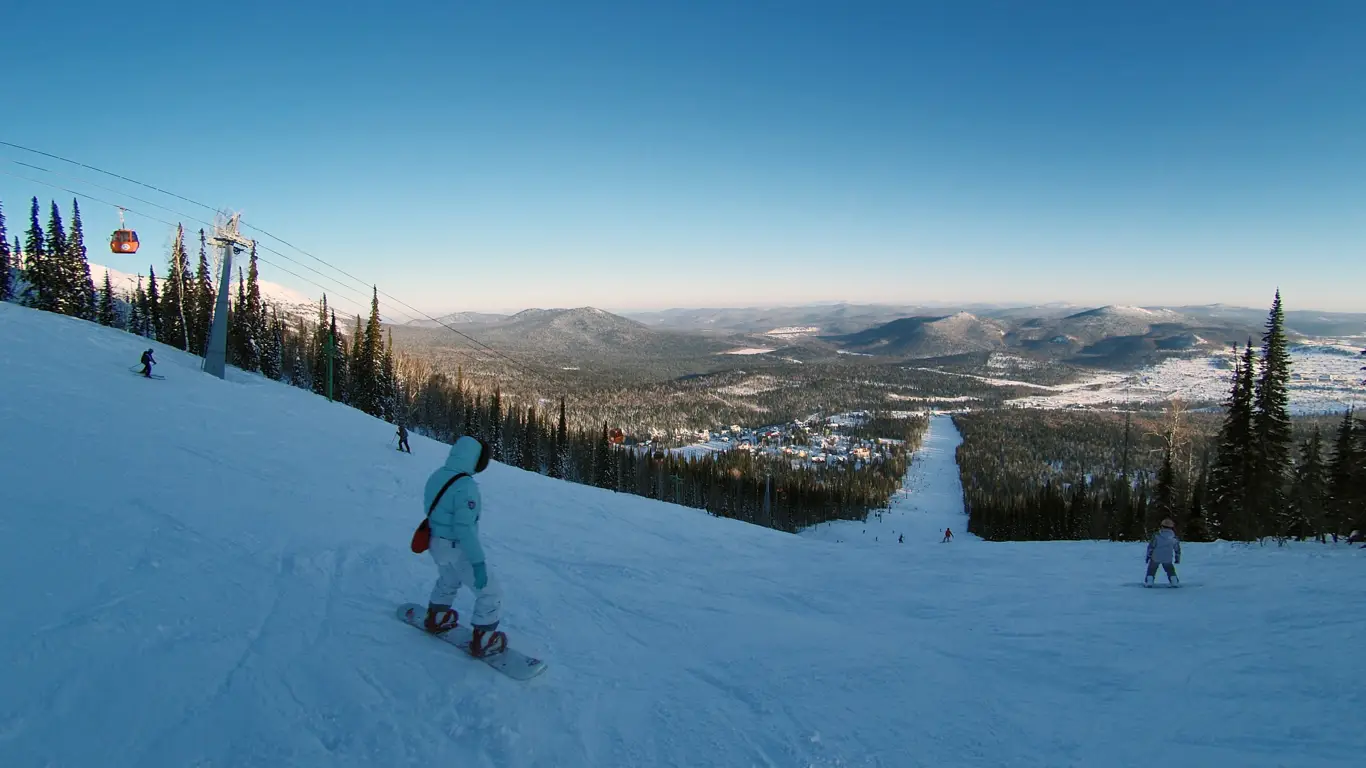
[2,0,1363,317]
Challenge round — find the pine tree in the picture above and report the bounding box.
[1207,342,1256,540]
[244,244,265,368]
[1184,449,1212,542]
[1249,291,1293,539]
[66,200,95,320]
[352,288,385,416]
[1285,427,1328,541]
[329,310,349,403]
[191,229,214,355]
[229,266,250,370]
[549,396,568,479]
[129,277,148,337]
[290,338,308,390]
[259,308,284,380]
[381,329,397,420]
[97,269,117,326]
[595,422,614,489]
[0,200,11,302]
[45,201,71,315]
[23,197,50,310]
[520,405,540,472]
[490,387,504,460]
[1354,417,1366,537]
[144,266,162,341]
[161,224,191,350]
[1153,443,1177,527]
[350,314,365,403]
[311,296,332,397]
[1326,408,1360,540]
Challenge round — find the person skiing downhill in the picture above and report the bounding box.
[421,434,507,657]
[396,424,411,453]
[1144,518,1181,587]
[139,348,156,378]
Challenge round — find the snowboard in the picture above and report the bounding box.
[396,603,548,681]
[1124,581,1196,589]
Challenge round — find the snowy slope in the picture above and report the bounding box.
[2,301,1365,768]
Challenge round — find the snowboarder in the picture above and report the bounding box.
[1144,518,1181,587]
[421,435,507,657]
[139,348,156,378]
[396,424,411,453]
[942,527,953,542]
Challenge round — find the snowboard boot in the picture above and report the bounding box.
[424,603,459,634]
[469,624,508,658]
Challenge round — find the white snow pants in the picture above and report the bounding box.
[427,536,502,628]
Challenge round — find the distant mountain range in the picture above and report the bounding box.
[390,301,1366,374]
[619,301,1366,339]
[833,312,1009,358]
[389,307,734,369]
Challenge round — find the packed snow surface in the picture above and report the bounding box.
[2,301,1364,767]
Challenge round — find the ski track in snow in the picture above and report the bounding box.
[1,301,1364,768]
[799,415,971,546]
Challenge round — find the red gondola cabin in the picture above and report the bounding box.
[110,229,140,254]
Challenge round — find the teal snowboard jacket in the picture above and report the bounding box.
[424,436,486,566]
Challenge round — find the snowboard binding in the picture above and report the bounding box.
[423,604,459,634]
[469,627,508,658]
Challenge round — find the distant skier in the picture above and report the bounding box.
[138,348,156,378]
[898,533,904,544]
[942,527,952,543]
[396,424,411,453]
[420,435,507,657]
[1144,518,1181,587]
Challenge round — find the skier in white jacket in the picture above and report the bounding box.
[421,435,507,657]
[1144,518,1181,587]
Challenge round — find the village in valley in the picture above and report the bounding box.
[624,412,919,471]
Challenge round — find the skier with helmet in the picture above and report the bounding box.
[138,348,156,378]
[1144,518,1182,587]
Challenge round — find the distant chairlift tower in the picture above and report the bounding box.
[202,211,255,379]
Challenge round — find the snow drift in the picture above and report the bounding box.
[0,301,1363,768]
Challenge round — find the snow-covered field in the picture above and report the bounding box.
[2,301,1364,768]
[716,374,785,396]
[1003,344,1364,413]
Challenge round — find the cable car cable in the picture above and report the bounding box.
[0,156,518,373]
[0,140,568,389]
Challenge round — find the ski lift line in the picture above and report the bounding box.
[4,158,208,227]
[231,218,553,380]
[0,168,187,231]
[0,140,218,215]
[0,169,502,372]
[0,168,365,316]
[3,164,380,312]
[5,140,440,306]
[0,170,496,367]
[0,139,561,388]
